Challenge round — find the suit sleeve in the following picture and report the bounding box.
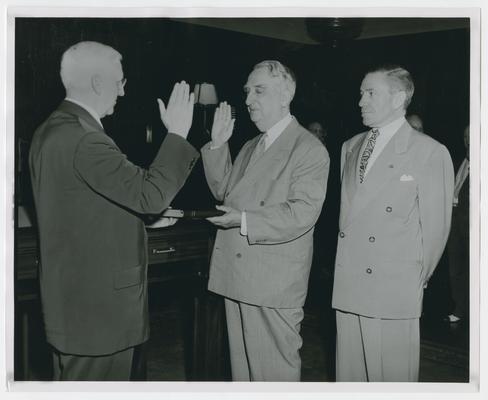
[201,141,234,201]
[418,144,455,282]
[245,144,329,245]
[73,131,199,214]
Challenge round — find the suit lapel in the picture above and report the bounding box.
[343,122,413,227]
[228,119,300,198]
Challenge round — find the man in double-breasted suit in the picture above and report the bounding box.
[332,65,454,382]
[29,41,199,380]
[201,60,329,381]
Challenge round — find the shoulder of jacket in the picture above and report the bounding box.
[410,129,449,157]
[344,131,366,149]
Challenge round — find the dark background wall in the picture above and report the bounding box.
[15,18,470,208]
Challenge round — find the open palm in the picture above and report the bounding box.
[211,101,235,147]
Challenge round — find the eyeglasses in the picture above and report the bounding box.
[117,78,127,90]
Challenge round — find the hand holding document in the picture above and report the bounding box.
[160,207,226,219]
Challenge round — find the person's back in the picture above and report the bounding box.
[28,40,198,380]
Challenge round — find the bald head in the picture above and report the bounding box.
[60,41,125,118]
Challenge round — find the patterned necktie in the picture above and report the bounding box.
[245,133,267,173]
[359,128,380,183]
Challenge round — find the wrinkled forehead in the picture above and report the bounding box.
[360,71,390,91]
[244,67,280,89]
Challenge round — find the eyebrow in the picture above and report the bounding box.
[244,83,267,91]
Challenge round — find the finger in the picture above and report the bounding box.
[181,81,189,104]
[157,98,166,113]
[168,82,179,108]
[224,104,232,122]
[214,105,222,122]
[227,118,235,133]
[215,205,231,212]
[207,217,223,224]
[157,98,166,115]
[173,81,183,105]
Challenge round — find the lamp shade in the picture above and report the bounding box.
[194,83,218,105]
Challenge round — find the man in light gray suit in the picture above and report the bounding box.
[332,65,454,382]
[201,60,329,381]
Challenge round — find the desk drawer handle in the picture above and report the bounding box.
[152,247,176,255]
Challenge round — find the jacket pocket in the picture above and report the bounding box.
[113,265,145,289]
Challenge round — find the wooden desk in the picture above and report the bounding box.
[14,221,227,381]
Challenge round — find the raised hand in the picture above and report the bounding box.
[157,81,195,139]
[211,101,235,148]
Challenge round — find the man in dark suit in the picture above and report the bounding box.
[29,41,199,380]
[201,61,329,381]
[447,125,470,323]
[332,65,454,381]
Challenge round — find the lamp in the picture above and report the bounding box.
[194,83,218,105]
[194,83,218,135]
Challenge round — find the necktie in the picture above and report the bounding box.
[453,158,469,206]
[245,133,267,173]
[359,128,380,183]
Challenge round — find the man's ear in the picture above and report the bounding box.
[280,87,293,107]
[91,74,102,95]
[392,90,406,110]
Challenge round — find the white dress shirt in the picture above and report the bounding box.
[65,97,103,128]
[361,116,406,176]
[240,114,293,235]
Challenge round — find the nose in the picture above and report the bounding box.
[359,93,367,107]
[245,91,254,106]
[118,78,126,97]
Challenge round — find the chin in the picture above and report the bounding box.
[253,122,267,132]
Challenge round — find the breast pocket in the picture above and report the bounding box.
[387,179,418,220]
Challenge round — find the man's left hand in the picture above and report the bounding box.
[207,205,241,228]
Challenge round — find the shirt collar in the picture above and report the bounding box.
[264,113,293,146]
[374,116,406,138]
[65,97,103,128]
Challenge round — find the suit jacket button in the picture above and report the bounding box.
[260,201,265,206]
[339,232,345,238]
[366,267,372,274]
[236,253,242,258]
[386,206,392,212]
[369,236,375,243]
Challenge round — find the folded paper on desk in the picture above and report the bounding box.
[162,209,226,219]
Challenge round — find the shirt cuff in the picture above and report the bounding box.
[240,211,248,236]
[210,142,224,150]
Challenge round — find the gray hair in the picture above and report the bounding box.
[368,64,415,109]
[60,41,122,90]
[253,60,296,100]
